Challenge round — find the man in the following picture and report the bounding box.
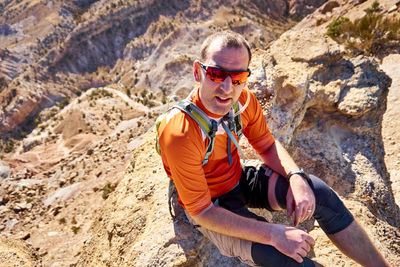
[158,30,390,266]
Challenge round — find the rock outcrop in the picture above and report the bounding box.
[77,2,400,266]
[0,236,41,267]
[2,0,400,266]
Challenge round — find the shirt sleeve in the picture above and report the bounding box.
[159,111,212,215]
[240,89,275,155]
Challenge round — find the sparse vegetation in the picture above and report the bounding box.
[0,76,7,93]
[71,226,80,234]
[102,182,115,200]
[58,97,70,109]
[73,6,88,24]
[3,139,14,153]
[11,88,17,97]
[125,87,131,97]
[364,0,380,14]
[326,1,400,55]
[89,89,113,100]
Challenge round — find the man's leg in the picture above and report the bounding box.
[241,165,319,266]
[328,220,390,267]
[268,173,390,267]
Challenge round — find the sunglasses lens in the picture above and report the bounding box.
[230,72,249,85]
[203,65,250,85]
[206,67,227,83]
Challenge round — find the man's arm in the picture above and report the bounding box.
[259,140,316,226]
[192,204,315,263]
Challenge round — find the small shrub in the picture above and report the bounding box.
[58,98,70,109]
[364,1,380,14]
[0,76,7,92]
[162,95,167,104]
[71,226,80,234]
[102,182,115,200]
[327,17,351,38]
[125,87,131,97]
[326,5,400,56]
[4,139,14,153]
[140,89,148,98]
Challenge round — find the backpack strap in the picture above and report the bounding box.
[174,100,218,166]
[233,101,243,139]
[221,112,245,165]
[174,99,246,166]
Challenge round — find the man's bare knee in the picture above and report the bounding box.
[268,172,283,211]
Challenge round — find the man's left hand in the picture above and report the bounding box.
[286,174,315,226]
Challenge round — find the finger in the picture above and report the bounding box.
[306,207,314,220]
[302,242,311,252]
[301,207,309,223]
[297,206,310,225]
[292,253,304,263]
[294,207,302,226]
[299,208,309,225]
[298,247,308,257]
[301,204,314,221]
[305,235,315,247]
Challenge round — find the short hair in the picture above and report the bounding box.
[200,30,252,65]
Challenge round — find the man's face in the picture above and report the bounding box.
[194,41,249,116]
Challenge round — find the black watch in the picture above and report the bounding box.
[287,169,311,182]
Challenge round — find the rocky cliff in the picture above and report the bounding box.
[77,2,400,266]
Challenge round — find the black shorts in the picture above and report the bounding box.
[210,164,355,267]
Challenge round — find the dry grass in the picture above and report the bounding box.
[327,2,400,56]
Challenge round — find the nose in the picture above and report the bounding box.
[220,75,233,94]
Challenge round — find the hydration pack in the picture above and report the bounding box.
[155,99,245,165]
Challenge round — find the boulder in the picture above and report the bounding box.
[0,161,11,179]
[77,130,247,266]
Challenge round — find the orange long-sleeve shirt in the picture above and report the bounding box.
[158,88,275,216]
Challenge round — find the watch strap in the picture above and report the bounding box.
[287,169,310,182]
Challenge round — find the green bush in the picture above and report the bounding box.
[102,182,115,200]
[57,97,70,109]
[71,226,80,234]
[0,76,7,93]
[4,139,14,153]
[326,5,400,55]
[327,17,351,38]
[364,1,380,14]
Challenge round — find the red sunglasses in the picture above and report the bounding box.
[199,62,251,85]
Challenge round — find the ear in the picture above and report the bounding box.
[193,61,201,82]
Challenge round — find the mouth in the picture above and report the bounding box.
[215,96,232,104]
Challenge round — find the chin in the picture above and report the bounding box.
[212,107,231,116]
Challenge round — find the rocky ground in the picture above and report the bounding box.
[381,54,400,208]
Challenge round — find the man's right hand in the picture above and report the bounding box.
[269,224,315,263]
[193,205,315,263]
